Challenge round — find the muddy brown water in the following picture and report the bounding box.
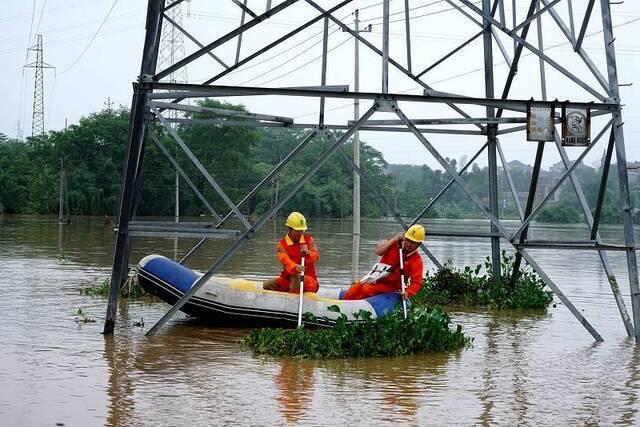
[2,215,640,426]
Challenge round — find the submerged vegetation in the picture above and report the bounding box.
[74,308,96,323]
[414,251,554,310]
[81,274,147,299]
[242,305,471,359]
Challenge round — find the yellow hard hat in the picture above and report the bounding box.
[404,224,425,243]
[285,211,308,231]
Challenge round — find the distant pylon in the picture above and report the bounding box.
[24,35,54,137]
[158,0,189,224]
[16,120,23,141]
[158,1,188,85]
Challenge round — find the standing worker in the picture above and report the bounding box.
[263,212,320,293]
[342,225,425,301]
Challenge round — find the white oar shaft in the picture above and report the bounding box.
[398,245,408,319]
[297,256,305,327]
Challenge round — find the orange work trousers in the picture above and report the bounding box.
[274,275,319,293]
[342,281,397,300]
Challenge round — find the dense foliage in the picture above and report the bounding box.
[241,305,471,358]
[2,102,635,224]
[389,161,640,224]
[413,251,554,310]
[0,101,395,218]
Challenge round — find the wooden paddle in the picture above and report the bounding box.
[297,255,305,327]
[398,243,408,319]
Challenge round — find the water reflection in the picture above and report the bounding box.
[273,358,315,423]
[104,303,137,427]
[620,342,640,425]
[476,311,549,426]
[320,353,453,425]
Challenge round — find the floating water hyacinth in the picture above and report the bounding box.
[242,305,471,359]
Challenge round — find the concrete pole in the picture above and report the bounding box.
[351,9,361,281]
[382,0,389,93]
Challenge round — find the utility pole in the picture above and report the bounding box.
[59,158,70,224]
[158,0,188,223]
[24,35,54,137]
[345,9,371,281]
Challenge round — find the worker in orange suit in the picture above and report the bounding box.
[263,211,320,293]
[342,224,425,301]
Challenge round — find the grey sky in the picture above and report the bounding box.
[1,0,639,169]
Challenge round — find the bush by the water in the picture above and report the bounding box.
[413,250,553,310]
[242,305,471,359]
[81,275,147,298]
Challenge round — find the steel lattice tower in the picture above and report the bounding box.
[104,0,640,343]
[25,35,54,137]
[158,0,188,223]
[158,0,187,85]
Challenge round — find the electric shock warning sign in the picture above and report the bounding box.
[562,106,591,147]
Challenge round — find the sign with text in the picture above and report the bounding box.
[562,106,591,147]
[526,105,555,142]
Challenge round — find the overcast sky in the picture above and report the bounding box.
[1,0,639,169]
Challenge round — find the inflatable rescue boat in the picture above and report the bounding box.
[137,254,403,327]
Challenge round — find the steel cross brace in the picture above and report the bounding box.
[411,142,489,225]
[317,128,443,269]
[540,0,609,95]
[458,0,608,101]
[509,120,613,241]
[152,106,253,231]
[303,0,485,131]
[496,139,525,220]
[145,102,379,335]
[154,0,299,81]
[394,103,603,342]
[162,14,229,69]
[149,133,222,220]
[179,131,318,265]
[552,129,634,337]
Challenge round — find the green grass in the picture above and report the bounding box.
[81,274,147,299]
[413,250,554,310]
[241,305,471,359]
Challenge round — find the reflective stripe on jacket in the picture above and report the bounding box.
[376,245,423,297]
[276,234,319,280]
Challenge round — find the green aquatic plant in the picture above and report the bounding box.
[75,308,96,323]
[241,305,471,359]
[80,273,147,298]
[57,248,68,263]
[413,250,554,310]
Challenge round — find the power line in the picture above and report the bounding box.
[359,0,445,23]
[293,16,640,119]
[255,35,352,86]
[237,25,344,85]
[58,0,121,75]
[32,0,50,45]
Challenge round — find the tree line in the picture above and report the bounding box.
[0,100,394,219]
[0,100,636,224]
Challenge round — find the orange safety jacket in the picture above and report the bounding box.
[277,234,320,280]
[374,245,424,297]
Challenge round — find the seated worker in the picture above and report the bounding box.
[343,224,425,301]
[262,212,320,293]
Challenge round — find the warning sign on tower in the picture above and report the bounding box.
[562,106,591,147]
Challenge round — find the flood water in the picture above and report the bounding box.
[2,215,640,425]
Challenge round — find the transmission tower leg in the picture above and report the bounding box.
[483,0,501,282]
[104,0,166,335]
